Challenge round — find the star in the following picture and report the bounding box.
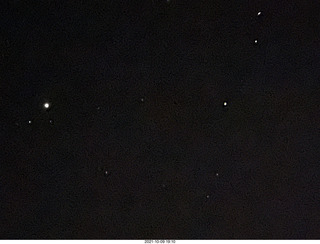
[257,11,261,16]
[49,119,53,124]
[44,102,50,109]
[223,101,228,107]
[28,120,32,124]
[254,39,258,44]
[206,195,210,199]
[216,173,219,177]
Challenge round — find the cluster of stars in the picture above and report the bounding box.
[24,48,228,201]
[25,98,222,203]
[25,102,53,125]
[152,10,263,204]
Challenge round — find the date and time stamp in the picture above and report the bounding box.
[144,240,176,243]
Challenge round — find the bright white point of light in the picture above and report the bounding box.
[254,40,258,44]
[206,195,210,199]
[223,101,227,106]
[44,103,50,109]
[216,173,219,177]
[257,12,261,16]
[28,120,32,124]
[105,171,108,175]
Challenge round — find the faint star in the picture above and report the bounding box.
[49,119,53,124]
[257,12,261,16]
[216,173,219,177]
[140,98,145,102]
[206,195,210,199]
[28,120,32,124]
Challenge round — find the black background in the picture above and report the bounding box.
[1,0,320,239]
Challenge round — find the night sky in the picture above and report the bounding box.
[1,0,320,239]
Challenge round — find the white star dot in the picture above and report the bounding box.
[254,39,258,44]
[257,12,261,16]
[28,120,32,124]
[49,119,53,124]
[216,173,219,177]
[140,98,145,102]
[44,103,50,109]
[206,195,210,199]
[223,101,227,106]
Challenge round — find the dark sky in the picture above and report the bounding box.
[1,0,320,239]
